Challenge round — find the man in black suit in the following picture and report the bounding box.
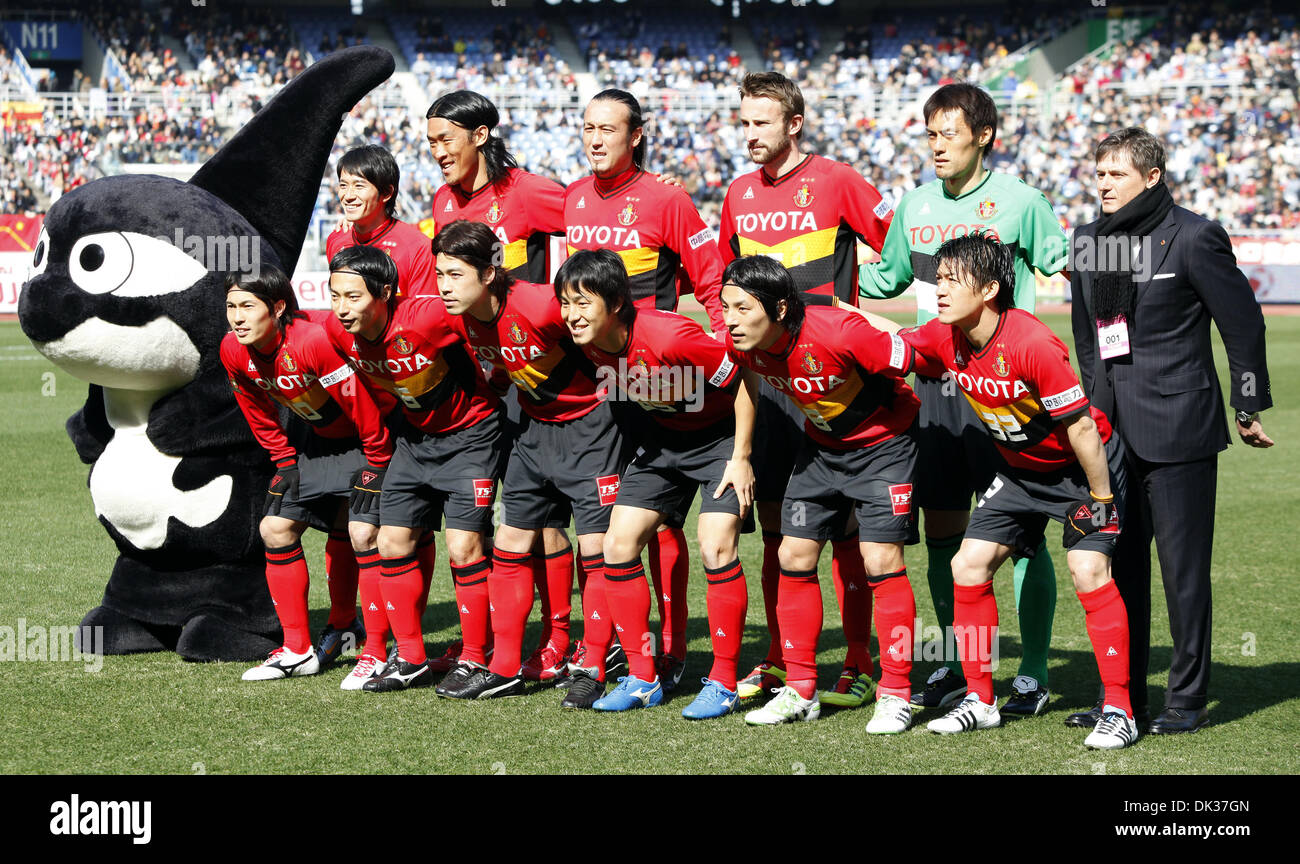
[1069,127,1274,734]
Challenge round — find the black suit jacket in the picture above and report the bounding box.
[1070,205,1271,463]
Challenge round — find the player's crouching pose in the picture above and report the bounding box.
[435,221,622,706]
[558,249,757,718]
[722,256,921,732]
[325,244,504,694]
[894,234,1137,749]
[221,268,393,686]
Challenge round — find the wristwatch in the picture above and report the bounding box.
[1236,410,1259,425]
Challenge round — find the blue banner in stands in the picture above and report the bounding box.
[3,21,83,62]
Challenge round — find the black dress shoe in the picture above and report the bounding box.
[1149,706,1208,734]
[1066,699,1150,729]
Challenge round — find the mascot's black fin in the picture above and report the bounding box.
[189,46,396,274]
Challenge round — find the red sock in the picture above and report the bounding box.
[648,527,689,660]
[761,531,783,666]
[870,570,916,701]
[532,555,551,650]
[488,549,534,676]
[541,545,574,650]
[832,539,874,677]
[776,568,821,699]
[324,530,359,629]
[380,554,426,664]
[416,530,437,619]
[355,548,388,659]
[952,581,998,704]
[1078,580,1132,716]
[705,559,747,691]
[452,557,492,666]
[604,559,655,681]
[265,543,312,654]
[578,553,610,679]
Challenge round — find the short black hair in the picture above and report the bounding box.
[337,145,400,218]
[553,249,635,326]
[923,82,998,161]
[933,232,1016,312]
[329,244,399,310]
[431,219,515,303]
[721,255,804,333]
[224,266,305,333]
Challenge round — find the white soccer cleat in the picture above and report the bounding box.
[242,646,320,681]
[744,686,821,725]
[1084,708,1140,750]
[340,652,386,691]
[926,692,1001,734]
[867,693,917,734]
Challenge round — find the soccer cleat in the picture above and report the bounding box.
[655,653,687,693]
[559,670,606,709]
[522,641,570,682]
[682,679,740,720]
[867,694,917,734]
[454,669,525,700]
[910,665,967,709]
[593,675,663,711]
[1084,707,1140,749]
[926,692,1000,734]
[428,639,463,673]
[340,652,386,691]
[241,646,320,681]
[744,686,820,725]
[435,659,488,699]
[362,658,432,692]
[605,642,627,676]
[1001,674,1050,717]
[820,666,877,708]
[737,662,786,701]
[314,617,365,668]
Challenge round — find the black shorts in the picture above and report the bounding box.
[912,374,1000,512]
[502,394,573,532]
[965,433,1129,557]
[503,400,626,535]
[271,435,377,530]
[609,399,690,529]
[781,430,918,544]
[381,409,504,533]
[617,418,743,518]
[753,379,804,503]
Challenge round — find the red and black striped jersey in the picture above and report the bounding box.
[326,216,437,298]
[446,280,601,424]
[900,309,1113,472]
[720,154,892,306]
[580,309,739,432]
[430,167,566,284]
[730,305,918,449]
[220,317,393,466]
[564,166,725,332]
[323,296,498,435]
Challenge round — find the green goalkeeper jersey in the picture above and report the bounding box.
[858,170,1068,323]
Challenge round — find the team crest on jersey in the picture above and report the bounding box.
[617,202,638,226]
[393,334,414,355]
[508,320,527,345]
[486,200,504,224]
[977,199,997,219]
[801,351,822,374]
[793,183,814,207]
[280,353,297,373]
[993,349,1009,377]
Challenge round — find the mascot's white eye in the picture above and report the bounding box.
[68,232,208,298]
[30,228,50,276]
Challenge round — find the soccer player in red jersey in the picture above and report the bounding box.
[326,145,438,298]
[720,71,896,708]
[434,221,623,706]
[890,233,1136,748]
[220,268,393,688]
[721,255,921,732]
[556,249,757,718]
[427,92,577,678]
[324,244,505,695]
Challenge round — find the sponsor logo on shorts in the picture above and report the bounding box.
[888,483,913,516]
[596,474,621,506]
[473,479,494,507]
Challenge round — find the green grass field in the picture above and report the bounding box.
[1,314,1297,775]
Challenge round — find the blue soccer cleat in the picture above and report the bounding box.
[592,675,663,711]
[681,678,740,720]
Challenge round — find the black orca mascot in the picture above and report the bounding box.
[18,47,396,661]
